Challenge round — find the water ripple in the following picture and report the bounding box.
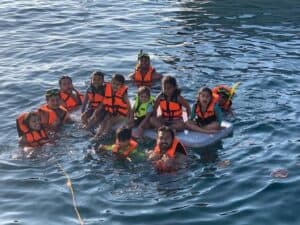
[0,0,300,224]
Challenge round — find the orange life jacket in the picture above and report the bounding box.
[134,66,154,87]
[38,105,68,127]
[59,90,84,111]
[103,83,129,116]
[159,93,183,120]
[87,85,105,109]
[154,138,187,158]
[16,113,48,145]
[212,85,232,112]
[112,139,138,157]
[194,97,218,125]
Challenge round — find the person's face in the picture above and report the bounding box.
[157,130,173,153]
[139,57,150,69]
[218,94,228,106]
[118,139,130,150]
[112,79,122,92]
[163,83,175,97]
[139,92,150,103]
[91,75,103,88]
[29,115,41,130]
[60,78,73,93]
[198,91,211,107]
[47,95,61,109]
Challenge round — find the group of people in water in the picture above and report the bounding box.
[16,51,236,172]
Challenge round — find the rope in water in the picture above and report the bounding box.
[57,163,84,225]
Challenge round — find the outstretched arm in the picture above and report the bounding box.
[85,103,104,129]
[128,72,135,80]
[81,93,89,113]
[179,96,191,118]
[123,93,133,120]
[63,111,73,124]
[151,97,160,117]
[185,120,219,134]
[214,104,223,126]
[73,88,83,105]
[151,69,162,81]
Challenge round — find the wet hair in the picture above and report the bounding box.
[157,125,175,140]
[218,87,230,99]
[112,74,125,84]
[137,50,150,61]
[137,86,151,97]
[45,88,60,100]
[162,76,176,87]
[139,53,150,61]
[59,75,72,86]
[136,51,151,70]
[116,127,132,142]
[198,87,212,97]
[162,75,181,95]
[91,71,104,79]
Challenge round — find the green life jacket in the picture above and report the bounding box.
[134,95,155,118]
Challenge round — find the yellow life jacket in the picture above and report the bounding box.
[134,95,155,118]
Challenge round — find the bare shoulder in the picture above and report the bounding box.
[152,69,162,80]
[178,95,189,104]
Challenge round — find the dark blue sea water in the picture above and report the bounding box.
[1,0,300,224]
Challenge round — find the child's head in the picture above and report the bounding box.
[217,88,230,106]
[116,127,132,148]
[25,111,41,130]
[59,75,73,93]
[162,76,179,97]
[197,87,213,107]
[137,86,151,103]
[137,52,150,69]
[157,126,174,152]
[111,74,125,92]
[45,88,61,109]
[91,71,104,88]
